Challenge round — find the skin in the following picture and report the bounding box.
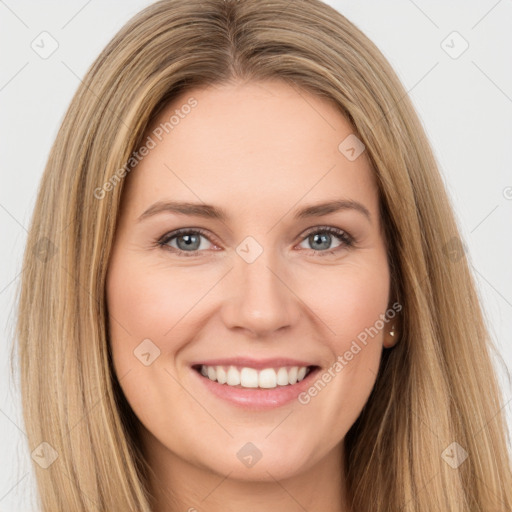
[106,79,399,512]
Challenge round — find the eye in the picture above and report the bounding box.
[157,228,216,257]
[297,226,354,256]
[156,226,355,257]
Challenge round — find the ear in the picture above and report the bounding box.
[383,293,401,349]
[383,321,399,349]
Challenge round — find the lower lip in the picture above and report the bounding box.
[191,367,320,410]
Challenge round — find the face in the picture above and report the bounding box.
[106,79,398,484]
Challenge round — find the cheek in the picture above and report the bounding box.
[105,254,198,435]
[105,251,230,401]
[106,256,204,353]
[292,258,390,430]
[300,256,390,347]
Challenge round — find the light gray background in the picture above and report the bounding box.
[1,1,511,510]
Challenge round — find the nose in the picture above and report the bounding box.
[220,249,300,338]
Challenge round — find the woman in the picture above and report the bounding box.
[14,0,512,510]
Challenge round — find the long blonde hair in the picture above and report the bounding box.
[13,0,512,510]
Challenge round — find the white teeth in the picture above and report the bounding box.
[216,366,227,384]
[288,366,298,385]
[258,368,277,388]
[207,366,216,381]
[226,366,240,386]
[276,367,289,386]
[199,364,312,388]
[240,368,259,388]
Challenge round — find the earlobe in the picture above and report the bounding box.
[383,323,399,349]
[383,291,401,348]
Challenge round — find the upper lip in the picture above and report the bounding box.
[191,357,318,370]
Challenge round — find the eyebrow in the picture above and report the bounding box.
[137,199,371,223]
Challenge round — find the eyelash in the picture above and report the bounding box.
[156,226,355,258]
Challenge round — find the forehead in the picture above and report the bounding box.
[122,79,379,222]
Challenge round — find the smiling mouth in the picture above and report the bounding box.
[192,364,319,389]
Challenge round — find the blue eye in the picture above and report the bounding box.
[298,226,354,255]
[157,226,354,257]
[157,228,214,257]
